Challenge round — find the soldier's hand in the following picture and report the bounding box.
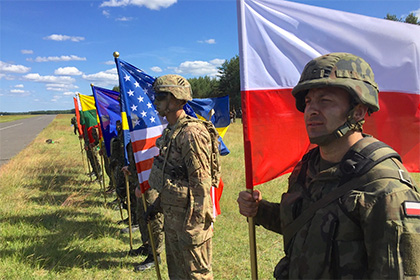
[135,187,141,198]
[143,205,157,223]
[237,190,262,217]
[121,166,131,175]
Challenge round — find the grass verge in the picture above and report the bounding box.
[0,115,286,280]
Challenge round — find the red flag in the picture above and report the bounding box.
[237,0,420,188]
[73,97,83,136]
[211,179,224,217]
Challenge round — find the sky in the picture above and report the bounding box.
[1,0,419,113]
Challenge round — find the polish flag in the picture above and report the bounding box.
[237,0,420,188]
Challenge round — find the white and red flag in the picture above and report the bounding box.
[237,0,420,188]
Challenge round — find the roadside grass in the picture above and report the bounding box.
[1,115,418,280]
[0,115,287,280]
[0,115,37,123]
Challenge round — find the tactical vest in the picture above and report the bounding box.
[275,136,417,279]
[149,115,221,192]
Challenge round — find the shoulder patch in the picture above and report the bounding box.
[403,201,420,217]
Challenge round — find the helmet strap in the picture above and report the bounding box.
[309,109,365,146]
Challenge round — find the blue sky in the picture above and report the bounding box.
[1,0,419,113]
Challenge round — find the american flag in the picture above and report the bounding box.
[115,58,167,193]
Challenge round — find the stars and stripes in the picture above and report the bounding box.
[115,58,167,193]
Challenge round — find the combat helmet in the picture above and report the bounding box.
[153,74,192,101]
[292,52,379,114]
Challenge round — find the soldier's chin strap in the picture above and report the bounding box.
[309,109,365,146]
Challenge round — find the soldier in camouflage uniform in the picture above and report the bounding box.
[237,53,420,279]
[110,121,125,200]
[122,141,164,272]
[145,74,216,279]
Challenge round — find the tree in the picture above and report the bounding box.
[385,12,420,25]
[217,55,241,111]
[188,76,219,98]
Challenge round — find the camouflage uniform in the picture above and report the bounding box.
[83,125,101,179]
[255,135,420,279]
[110,133,125,200]
[149,111,214,280]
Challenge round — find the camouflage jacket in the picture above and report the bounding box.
[255,136,420,279]
[149,112,214,245]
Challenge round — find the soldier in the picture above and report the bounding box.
[237,53,420,279]
[145,74,217,279]
[83,124,102,181]
[109,120,125,199]
[129,140,164,271]
[71,116,78,135]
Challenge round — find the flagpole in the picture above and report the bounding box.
[79,138,87,173]
[247,190,258,280]
[124,173,133,250]
[140,192,162,280]
[100,153,107,204]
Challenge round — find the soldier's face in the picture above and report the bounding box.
[304,87,351,140]
[154,92,170,116]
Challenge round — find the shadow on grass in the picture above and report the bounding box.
[0,208,143,271]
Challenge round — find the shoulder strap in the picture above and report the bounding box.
[283,140,409,249]
[283,167,412,249]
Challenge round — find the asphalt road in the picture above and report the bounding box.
[0,115,56,167]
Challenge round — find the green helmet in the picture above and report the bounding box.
[153,74,192,101]
[292,53,379,113]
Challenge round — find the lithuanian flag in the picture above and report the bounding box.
[78,93,99,128]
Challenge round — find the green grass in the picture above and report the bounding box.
[0,115,37,123]
[0,115,287,280]
[1,115,418,280]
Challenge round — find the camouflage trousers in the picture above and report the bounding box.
[164,223,213,280]
[87,148,101,176]
[136,188,164,255]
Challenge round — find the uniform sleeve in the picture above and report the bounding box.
[360,183,420,279]
[255,200,283,234]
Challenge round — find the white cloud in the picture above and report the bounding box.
[63,92,76,96]
[21,49,34,54]
[0,61,31,74]
[104,60,115,65]
[171,59,225,77]
[15,84,24,88]
[116,16,133,21]
[100,0,177,10]
[151,66,162,73]
[30,55,87,62]
[102,10,110,17]
[46,83,79,89]
[44,34,85,42]
[10,89,25,93]
[412,8,420,18]
[54,66,83,76]
[198,39,216,44]
[51,95,62,102]
[9,89,30,96]
[46,83,79,92]
[23,73,75,84]
[82,68,118,86]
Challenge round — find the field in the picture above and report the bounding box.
[0,115,37,123]
[0,114,287,280]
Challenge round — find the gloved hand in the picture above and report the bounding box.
[143,204,158,223]
[143,197,161,223]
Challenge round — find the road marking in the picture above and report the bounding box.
[0,122,23,131]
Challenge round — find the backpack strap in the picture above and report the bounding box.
[282,140,411,250]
